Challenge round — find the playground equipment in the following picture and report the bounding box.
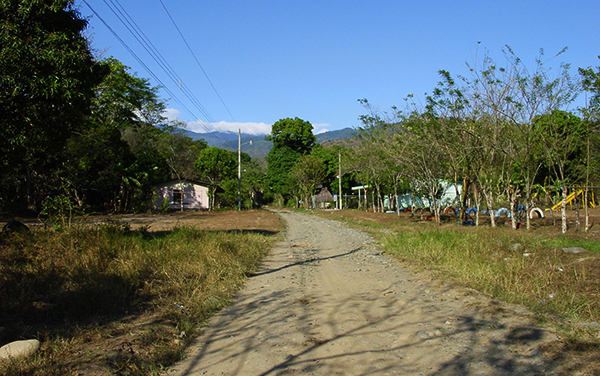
[442,205,545,221]
[443,206,458,216]
[528,207,545,219]
[550,189,596,212]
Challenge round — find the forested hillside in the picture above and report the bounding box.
[183,127,356,160]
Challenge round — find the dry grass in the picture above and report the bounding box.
[0,210,283,375]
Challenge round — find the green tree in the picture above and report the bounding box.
[463,47,578,229]
[266,117,316,152]
[579,57,600,122]
[578,59,600,230]
[62,58,174,213]
[534,110,585,232]
[289,155,327,209]
[355,99,409,213]
[212,152,264,209]
[91,58,170,131]
[402,113,450,223]
[266,145,300,204]
[62,122,136,212]
[266,117,316,205]
[240,154,266,209]
[194,147,237,209]
[426,47,578,229]
[310,144,353,198]
[155,130,207,210]
[0,0,105,211]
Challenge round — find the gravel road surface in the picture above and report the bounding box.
[169,210,560,375]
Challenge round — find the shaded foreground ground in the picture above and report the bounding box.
[168,210,571,375]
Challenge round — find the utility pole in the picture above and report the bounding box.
[238,129,241,211]
[338,151,342,210]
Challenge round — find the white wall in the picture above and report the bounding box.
[154,181,210,210]
[395,181,462,208]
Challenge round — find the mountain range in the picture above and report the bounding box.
[183,127,356,160]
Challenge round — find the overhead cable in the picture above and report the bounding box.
[102,0,218,125]
[84,0,229,147]
[158,0,237,123]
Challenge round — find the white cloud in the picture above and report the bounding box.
[185,120,272,135]
[312,123,331,135]
[163,110,330,136]
[162,108,181,122]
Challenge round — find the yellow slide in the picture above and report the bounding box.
[551,189,596,211]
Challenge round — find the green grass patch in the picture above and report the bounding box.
[540,237,600,253]
[383,226,599,322]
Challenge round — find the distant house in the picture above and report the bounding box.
[396,180,463,208]
[154,179,210,211]
[312,187,334,209]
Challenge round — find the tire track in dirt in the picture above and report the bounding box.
[168,210,561,375]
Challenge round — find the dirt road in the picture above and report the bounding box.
[169,210,560,375]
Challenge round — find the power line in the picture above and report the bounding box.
[158,0,237,123]
[83,0,229,146]
[105,0,216,124]
[102,0,218,124]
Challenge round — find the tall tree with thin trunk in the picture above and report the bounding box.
[195,147,237,210]
[534,110,585,233]
[289,155,327,209]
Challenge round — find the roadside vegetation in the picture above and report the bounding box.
[0,212,282,375]
[316,209,600,374]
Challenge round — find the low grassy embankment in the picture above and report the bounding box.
[316,209,600,372]
[384,226,600,322]
[0,216,282,375]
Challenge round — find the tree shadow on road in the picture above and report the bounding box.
[175,243,565,376]
[249,247,363,277]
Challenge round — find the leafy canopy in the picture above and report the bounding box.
[266,117,316,153]
[0,0,106,210]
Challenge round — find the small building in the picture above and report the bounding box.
[154,179,210,211]
[397,180,462,208]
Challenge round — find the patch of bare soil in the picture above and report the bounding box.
[168,210,580,376]
[1,209,283,233]
[102,209,284,233]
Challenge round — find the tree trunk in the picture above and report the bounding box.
[485,191,497,228]
[394,183,400,216]
[561,187,568,233]
[585,188,591,231]
[474,184,480,227]
[508,186,519,230]
[574,194,581,231]
[460,177,470,221]
[524,181,531,230]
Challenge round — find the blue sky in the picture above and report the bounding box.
[81,0,599,135]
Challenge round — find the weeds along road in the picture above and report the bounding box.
[169,210,560,376]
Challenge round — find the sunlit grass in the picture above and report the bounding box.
[383,226,599,323]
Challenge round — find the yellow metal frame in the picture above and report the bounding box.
[550,189,596,211]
